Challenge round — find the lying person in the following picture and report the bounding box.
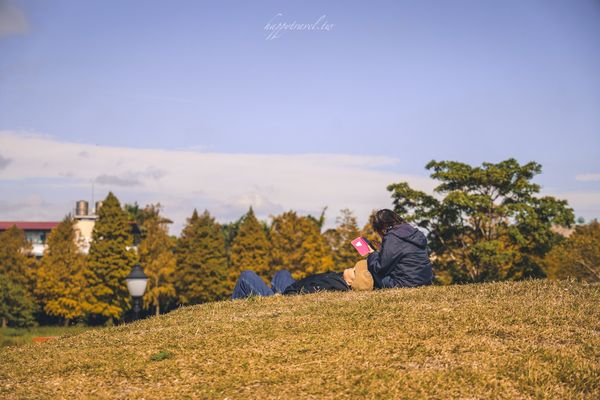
[367,209,433,288]
[231,260,373,299]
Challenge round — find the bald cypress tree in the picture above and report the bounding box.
[270,211,303,276]
[138,205,177,316]
[230,207,271,283]
[35,215,85,325]
[175,210,229,304]
[82,192,137,324]
[270,211,334,279]
[299,216,335,276]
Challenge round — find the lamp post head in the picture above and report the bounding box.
[125,264,148,298]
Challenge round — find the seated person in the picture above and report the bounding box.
[231,260,373,299]
[367,209,433,288]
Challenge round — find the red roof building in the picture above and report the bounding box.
[0,221,61,257]
[0,202,140,257]
[0,222,60,231]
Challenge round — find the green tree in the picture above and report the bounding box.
[229,207,271,283]
[138,205,177,316]
[82,192,138,324]
[175,210,229,304]
[0,226,35,327]
[387,159,574,284]
[270,211,334,279]
[0,274,35,328]
[543,220,600,282]
[35,216,85,325]
[324,209,362,270]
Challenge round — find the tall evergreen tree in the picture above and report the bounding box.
[270,211,303,276]
[270,211,334,279]
[35,216,85,325]
[299,218,335,276]
[82,192,137,324]
[324,209,362,270]
[175,210,229,304]
[138,204,177,316]
[0,226,34,327]
[0,274,35,328]
[229,207,271,282]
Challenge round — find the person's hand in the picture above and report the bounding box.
[368,245,375,254]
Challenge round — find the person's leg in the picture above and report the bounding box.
[232,270,275,299]
[271,270,296,294]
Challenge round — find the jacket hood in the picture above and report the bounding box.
[388,223,427,249]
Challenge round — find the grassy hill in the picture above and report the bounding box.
[1,280,598,399]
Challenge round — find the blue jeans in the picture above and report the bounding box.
[231,270,296,299]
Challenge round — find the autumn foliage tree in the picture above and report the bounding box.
[388,159,574,284]
[270,211,334,279]
[543,220,600,282]
[229,207,271,283]
[82,192,138,324]
[137,205,177,316]
[35,216,85,325]
[174,210,229,304]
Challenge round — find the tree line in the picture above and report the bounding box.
[1,158,598,327]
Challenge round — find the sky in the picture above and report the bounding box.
[0,0,599,234]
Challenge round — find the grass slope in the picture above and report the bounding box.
[1,280,598,399]
[1,326,92,348]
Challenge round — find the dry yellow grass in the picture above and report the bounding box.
[1,280,598,399]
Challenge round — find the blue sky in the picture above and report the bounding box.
[0,0,599,232]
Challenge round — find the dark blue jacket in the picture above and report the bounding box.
[283,272,349,295]
[367,223,433,288]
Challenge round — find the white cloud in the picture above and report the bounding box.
[95,174,142,187]
[0,0,28,37]
[555,192,600,216]
[0,131,435,233]
[0,194,49,214]
[575,173,600,182]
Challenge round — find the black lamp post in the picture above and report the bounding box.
[125,264,148,321]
